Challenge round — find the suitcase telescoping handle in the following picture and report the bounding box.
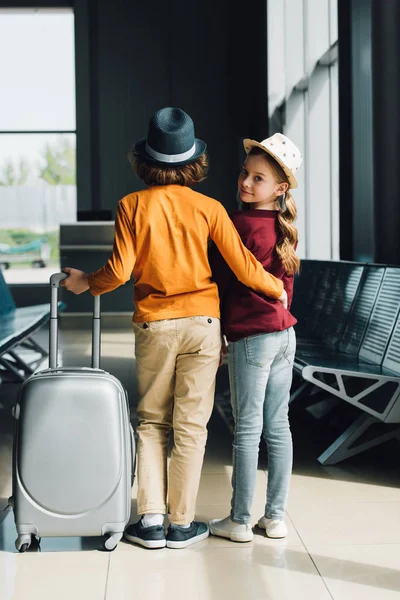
[49,272,101,370]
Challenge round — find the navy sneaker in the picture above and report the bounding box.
[166,521,209,549]
[124,518,166,549]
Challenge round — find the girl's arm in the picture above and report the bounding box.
[210,203,285,302]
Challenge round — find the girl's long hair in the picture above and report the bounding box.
[242,148,300,275]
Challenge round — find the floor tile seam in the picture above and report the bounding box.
[285,514,336,600]
[195,504,260,508]
[305,551,335,600]
[286,509,310,549]
[215,543,307,551]
[204,542,307,549]
[303,541,400,599]
[117,543,309,552]
[288,499,400,506]
[103,553,112,600]
[305,541,400,549]
[198,476,267,482]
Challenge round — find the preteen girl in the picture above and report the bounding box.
[209,133,302,542]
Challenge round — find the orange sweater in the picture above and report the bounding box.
[87,185,283,323]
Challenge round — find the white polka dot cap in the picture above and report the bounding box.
[243,133,303,189]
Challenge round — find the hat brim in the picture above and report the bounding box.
[243,139,298,189]
[134,138,207,167]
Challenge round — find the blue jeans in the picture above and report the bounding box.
[228,328,296,523]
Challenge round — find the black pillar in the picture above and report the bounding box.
[226,0,269,190]
[338,0,353,260]
[371,0,400,265]
[339,0,400,264]
[351,0,375,263]
[339,0,375,262]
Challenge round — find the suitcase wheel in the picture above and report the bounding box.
[102,532,122,551]
[16,534,32,552]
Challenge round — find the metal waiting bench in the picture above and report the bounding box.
[291,260,400,465]
[0,269,65,381]
[214,259,400,466]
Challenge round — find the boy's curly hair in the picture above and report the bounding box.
[128,147,208,187]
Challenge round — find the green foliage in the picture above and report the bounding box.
[0,158,30,186]
[39,137,76,185]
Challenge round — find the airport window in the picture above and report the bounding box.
[0,8,76,283]
[267,0,339,260]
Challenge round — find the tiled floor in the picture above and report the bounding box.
[1,319,400,599]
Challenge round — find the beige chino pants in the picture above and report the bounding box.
[133,316,221,524]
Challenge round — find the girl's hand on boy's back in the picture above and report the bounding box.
[278,288,288,309]
[61,267,90,295]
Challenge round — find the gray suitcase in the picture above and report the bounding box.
[10,272,135,552]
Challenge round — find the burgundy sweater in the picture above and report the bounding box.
[209,209,297,342]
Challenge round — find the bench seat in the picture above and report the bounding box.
[0,270,65,381]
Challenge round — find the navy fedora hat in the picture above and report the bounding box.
[135,107,207,166]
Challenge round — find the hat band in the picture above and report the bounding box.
[145,141,196,164]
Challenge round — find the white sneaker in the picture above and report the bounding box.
[209,516,253,543]
[258,516,288,539]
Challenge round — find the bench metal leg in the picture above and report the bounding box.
[289,380,313,404]
[7,350,35,375]
[289,377,340,421]
[0,337,48,382]
[318,413,400,465]
[305,396,341,421]
[0,357,26,382]
[0,345,42,381]
[302,365,400,422]
[20,337,48,357]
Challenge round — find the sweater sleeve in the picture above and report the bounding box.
[87,199,136,296]
[209,203,283,299]
[208,241,233,303]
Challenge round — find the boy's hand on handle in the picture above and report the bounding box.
[61,268,90,295]
[278,288,288,310]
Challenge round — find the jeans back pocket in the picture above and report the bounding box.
[244,332,281,367]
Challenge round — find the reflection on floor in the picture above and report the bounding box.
[1,320,400,600]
